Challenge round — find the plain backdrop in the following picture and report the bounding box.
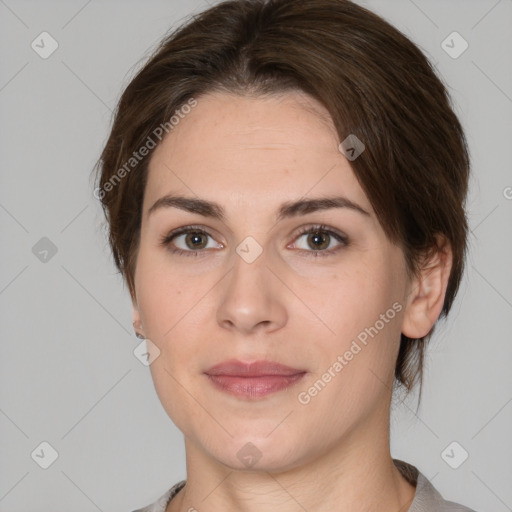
[0,0,511,511]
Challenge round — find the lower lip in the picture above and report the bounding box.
[205,373,306,399]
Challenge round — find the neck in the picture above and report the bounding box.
[167,410,416,512]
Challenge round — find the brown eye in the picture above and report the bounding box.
[291,224,349,258]
[159,226,223,257]
[306,231,331,251]
[184,231,208,250]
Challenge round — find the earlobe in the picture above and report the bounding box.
[401,235,453,339]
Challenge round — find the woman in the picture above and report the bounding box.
[94,0,477,510]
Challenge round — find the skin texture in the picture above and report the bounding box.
[132,91,452,512]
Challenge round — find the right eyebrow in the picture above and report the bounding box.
[148,194,226,221]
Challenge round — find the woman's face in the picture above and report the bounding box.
[133,91,414,471]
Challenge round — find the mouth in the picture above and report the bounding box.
[204,359,307,399]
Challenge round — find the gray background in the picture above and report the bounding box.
[0,0,511,511]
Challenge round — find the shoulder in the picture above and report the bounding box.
[131,480,186,512]
[393,459,479,512]
[440,500,478,512]
[415,472,478,512]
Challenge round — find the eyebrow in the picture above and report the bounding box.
[147,194,370,222]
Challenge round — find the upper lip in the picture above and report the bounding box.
[205,359,306,377]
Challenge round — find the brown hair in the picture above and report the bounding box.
[93,0,470,400]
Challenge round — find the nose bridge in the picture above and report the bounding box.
[216,236,287,334]
[233,236,270,287]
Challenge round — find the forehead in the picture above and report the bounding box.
[143,91,372,219]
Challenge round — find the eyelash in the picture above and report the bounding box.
[158,224,349,259]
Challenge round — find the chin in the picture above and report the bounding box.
[204,432,307,474]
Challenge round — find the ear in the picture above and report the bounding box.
[132,296,145,338]
[401,235,453,339]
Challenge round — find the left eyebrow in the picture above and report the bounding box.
[276,196,370,221]
[147,194,370,221]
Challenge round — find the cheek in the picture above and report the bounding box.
[318,261,402,335]
[134,246,187,334]
[309,257,405,396]
[148,358,209,441]
[137,258,206,433]
[300,305,403,436]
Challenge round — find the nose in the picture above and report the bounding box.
[216,244,288,336]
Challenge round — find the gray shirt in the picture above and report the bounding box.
[132,459,477,512]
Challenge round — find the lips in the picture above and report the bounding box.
[204,359,307,399]
[205,359,305,377]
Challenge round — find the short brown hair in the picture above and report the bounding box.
[93,0,470,398]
